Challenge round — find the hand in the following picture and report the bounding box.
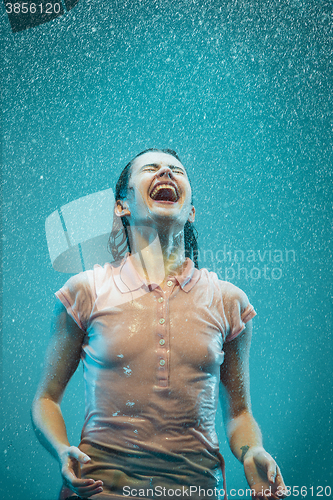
[59,445,103,498]
[243,446,286,499]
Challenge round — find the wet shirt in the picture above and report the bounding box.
[56,254,256,499]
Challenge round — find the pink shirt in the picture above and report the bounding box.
[56,254,256,499]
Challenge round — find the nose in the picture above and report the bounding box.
[157,166,174,179]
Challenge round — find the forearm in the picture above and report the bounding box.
[226,410,263,462]
[31,396,70,462]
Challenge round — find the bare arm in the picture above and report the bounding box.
[31,300,103,497]
[220,321,286,498]
[220,320,262,458]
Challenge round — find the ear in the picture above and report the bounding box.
[188,205,195,223]
[114,200,131,218]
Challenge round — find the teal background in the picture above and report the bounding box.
[1,1,332,499]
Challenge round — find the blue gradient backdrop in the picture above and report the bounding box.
[1,1,332,499]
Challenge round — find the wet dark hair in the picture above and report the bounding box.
[108,148,199,268]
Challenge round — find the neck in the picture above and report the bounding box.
[126,224,187,283]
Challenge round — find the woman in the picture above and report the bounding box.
[32,148,286,500]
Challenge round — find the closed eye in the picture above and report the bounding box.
[170,167,185,175]
[141,164,185,175]
[142,165,158,172]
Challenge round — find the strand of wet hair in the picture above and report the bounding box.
[184,221,199,269]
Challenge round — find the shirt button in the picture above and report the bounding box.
[159,359,165,366]
[159,339,165,346]
[158,297,164,303]
[159,318,165,325]
[167,280,173,287]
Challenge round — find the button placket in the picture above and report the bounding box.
[155,288,169,388]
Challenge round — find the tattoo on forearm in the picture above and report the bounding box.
[240,445,250,463]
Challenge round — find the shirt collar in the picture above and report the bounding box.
[113,253,201,294]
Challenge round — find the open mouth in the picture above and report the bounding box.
[149,183,180,203]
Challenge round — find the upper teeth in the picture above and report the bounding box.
[150,184,177,199]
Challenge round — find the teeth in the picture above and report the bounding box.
[150,184,178,200]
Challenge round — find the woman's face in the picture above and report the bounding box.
[121,151,195,229]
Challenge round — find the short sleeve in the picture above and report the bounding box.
[220,282,257,343]
[55,271,95,331]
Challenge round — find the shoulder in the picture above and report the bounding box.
[59,269,95,295]
[220,281,256,341]
[56,262,115,306]
[55,263,114,331]
[199,268,249,305]
[64,262,114,289]
[197,267,256,341]
[218,280,250,310]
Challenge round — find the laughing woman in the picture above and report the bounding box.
[31,149,286,500]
